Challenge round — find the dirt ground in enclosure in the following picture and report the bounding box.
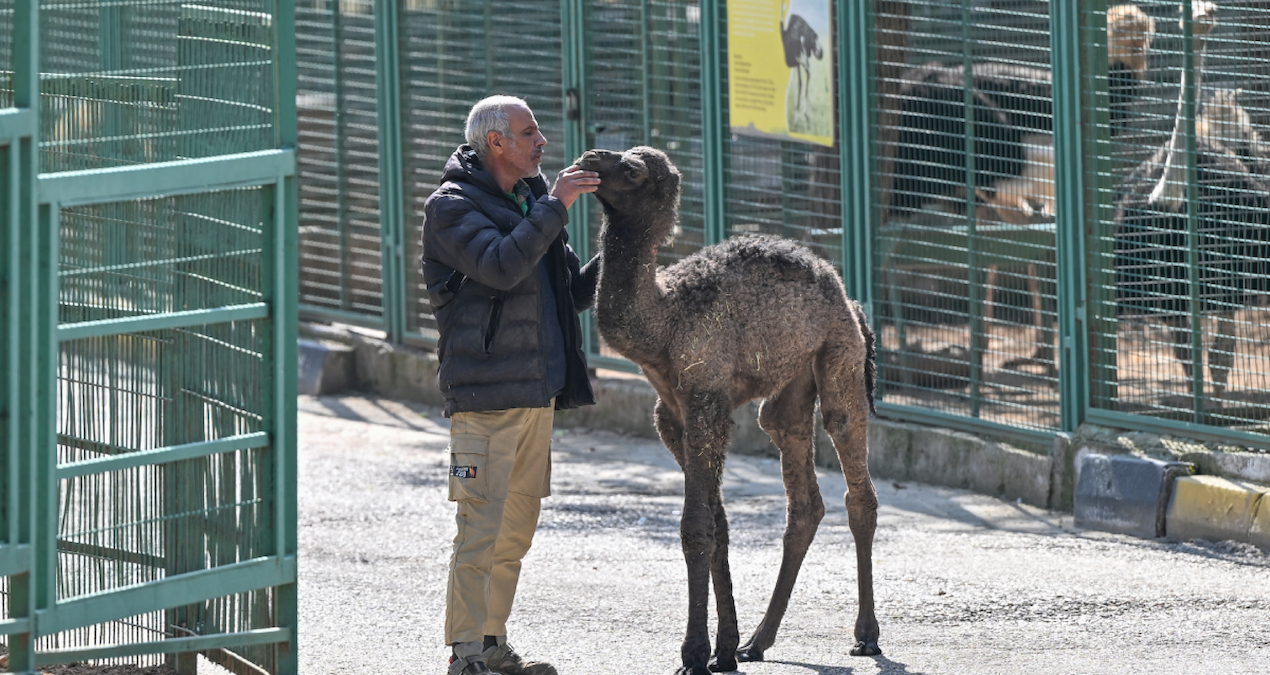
[874,305,1270,434]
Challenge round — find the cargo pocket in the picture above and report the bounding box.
[447,434,489,502]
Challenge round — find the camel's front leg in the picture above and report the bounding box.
[707,483,739,673]
[677,461,718,675]
[675,393,734,675]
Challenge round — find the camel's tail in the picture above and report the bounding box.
[853,301,877,416]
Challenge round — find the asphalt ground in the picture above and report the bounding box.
[296,395,1270,675]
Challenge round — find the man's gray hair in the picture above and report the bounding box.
[465,95,528,158]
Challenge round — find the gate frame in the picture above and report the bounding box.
[2,1,300,672]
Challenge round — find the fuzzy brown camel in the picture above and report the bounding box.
[576,146,880,675]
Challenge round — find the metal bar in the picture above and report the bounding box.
[1051,0,1090,431]
[0,618,33,637]
[36,201,59,630]
[57,303,270,342]
[57,432,271,480]
[640,0,651,146]
[375,0,406,344]
[1082,0,1117,411]
[34,555,298,636]
[586,353,642,375]
[1181,0,1203,418]
[0,109,36,139]
[839,0,875,314]
[299,304,390,330]
[1087,409,1270,452]
[0,544,32,576]
[8,3,40,671]
[333,0,350,313]
[961,0,983,416]
[877,402,1057,446]
[272,2,301,661]
[562,0,594,361]
[38,150,296,207]
[698,0,726,246]
[35,628,292,665]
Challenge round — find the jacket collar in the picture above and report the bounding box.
[442,144,550,198]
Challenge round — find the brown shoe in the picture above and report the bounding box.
[482,642,558,675]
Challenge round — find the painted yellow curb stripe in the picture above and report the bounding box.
[1166,475,1269,543]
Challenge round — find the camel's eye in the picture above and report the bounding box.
[623,163,647,183]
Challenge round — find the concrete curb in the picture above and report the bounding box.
[1166,475,1269,547]
[297,338,355,396]
[1073,453,1193,538]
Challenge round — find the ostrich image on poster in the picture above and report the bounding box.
[781,0,831,138]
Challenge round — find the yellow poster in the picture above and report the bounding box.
[728,0,834,147]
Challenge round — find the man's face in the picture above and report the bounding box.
[495,104,546,179]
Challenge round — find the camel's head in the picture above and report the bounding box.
[576,146,681,220]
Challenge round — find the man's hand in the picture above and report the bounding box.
[550,165,601,209]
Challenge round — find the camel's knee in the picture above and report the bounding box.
[683,393,734,452]
[845,484,879,516]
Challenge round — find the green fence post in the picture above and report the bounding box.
[1051,0,1091,432]
[6,1,40,672]
[375,0,407,344]
[698,0,725,246]
[561,0,593,360]
[838,0,874,313]
[274,2,300,672]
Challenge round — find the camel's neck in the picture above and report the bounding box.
[595,205,673,362]
[1150,35,1208,211]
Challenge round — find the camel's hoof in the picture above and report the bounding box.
[707,654,738,672]
[674,667,711,675]
[850,640,882,657]
[736,646,765,663]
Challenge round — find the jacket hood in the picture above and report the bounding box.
[441,145,549,197]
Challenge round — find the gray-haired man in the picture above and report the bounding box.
[421,95,600,675]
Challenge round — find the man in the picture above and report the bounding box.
[421,95,601,675]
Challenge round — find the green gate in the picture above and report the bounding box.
[2,1,298,673]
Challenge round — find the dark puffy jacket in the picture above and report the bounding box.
[421,145,597,416]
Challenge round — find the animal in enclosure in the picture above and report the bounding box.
[1113,1,1270,400]
[889,4,1155,222]
[576,146,880,675]
[780,0,825,127]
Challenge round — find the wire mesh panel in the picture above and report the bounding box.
[872,0,1061,432]
[583,1,705,267]
[59,189,264,325]
[296,0,385,324]
[399,0,566,342]
[38,1,275,172]
[51,321,272,666]
[1,0,12,109]
[1087,0,1270,433]
[578,1,703,362]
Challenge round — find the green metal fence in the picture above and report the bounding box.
[296,0,1270,450]
[2,1,298,673]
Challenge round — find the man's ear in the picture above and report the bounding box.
[486,131,504,155]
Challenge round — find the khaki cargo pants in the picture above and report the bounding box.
[444,403,553,645]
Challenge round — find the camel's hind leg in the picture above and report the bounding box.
[736,367,823,663]
[816,330,881,656]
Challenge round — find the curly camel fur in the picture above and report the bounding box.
[576,146,881,674]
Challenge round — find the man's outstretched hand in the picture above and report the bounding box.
[551,165,601,209]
